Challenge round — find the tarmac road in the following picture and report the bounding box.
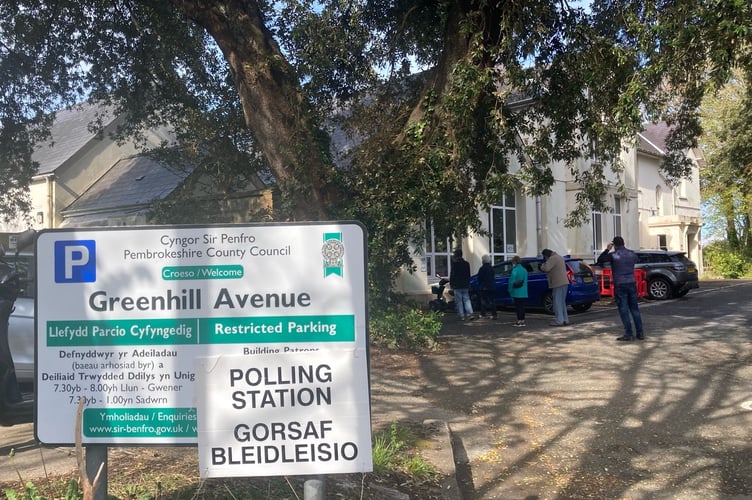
[424,278,752,499]
[2,279,751,500]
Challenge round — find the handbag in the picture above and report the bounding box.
[512,279,524,288]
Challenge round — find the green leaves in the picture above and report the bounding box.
[3,0,752,299]
[699,68,752,249]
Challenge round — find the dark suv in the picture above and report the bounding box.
[633,250,699,300]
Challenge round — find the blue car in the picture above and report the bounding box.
[470,256,600,314]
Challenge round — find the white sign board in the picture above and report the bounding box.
[35,222,370,450]
[195,350,372,477]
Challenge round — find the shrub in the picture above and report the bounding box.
[369,303,442,350]
[703,241,751,278]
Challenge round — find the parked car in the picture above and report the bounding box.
[593,249,699,300]
[3,253,34,384]
[469,256,600,314]
[634,250,699,300]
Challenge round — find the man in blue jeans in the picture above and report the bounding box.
[597,236,644,341]
[450,249,475,321]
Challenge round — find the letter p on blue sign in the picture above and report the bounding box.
[55,240,96,283]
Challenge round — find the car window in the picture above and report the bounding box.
[524,261,543,273]
[672,254,693,265]
[567,260,592,275]
[2,254,35,299]
[494,263,514,277]
[637,253,665,264]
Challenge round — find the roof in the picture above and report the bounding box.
[32,101,118,175]
[635,249,686,255]
[637,122,671,157]
[63,155,192,215]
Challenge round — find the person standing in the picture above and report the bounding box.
[540,249,569,326]
[508,256,528,327]
[450,249,474,321]
[597,236,644,341]
[477,254,497,319]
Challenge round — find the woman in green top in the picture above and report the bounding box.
[508,256,528,327]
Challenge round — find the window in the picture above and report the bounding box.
[613,197,622,238]
[489,193,517,264]
[592,209,603,252]
[658,234,667,251]
[425,222,453,280]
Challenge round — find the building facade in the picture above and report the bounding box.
[396,122,704,301]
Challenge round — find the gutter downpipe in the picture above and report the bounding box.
[46,175,54,229]
[513,127,544,253]
[536,195,543,253]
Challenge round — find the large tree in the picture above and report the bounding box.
[2,0,751,290]
[699,69,752,253]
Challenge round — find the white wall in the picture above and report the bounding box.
[399,127,704,301]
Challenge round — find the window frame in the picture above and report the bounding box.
[424,222,453,281]
[488,192,517,265]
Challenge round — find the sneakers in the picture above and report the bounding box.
[549,321,565,327]
[636,333,645,340]
[513,321,525,327]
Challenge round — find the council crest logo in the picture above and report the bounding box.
[322,232,344,277]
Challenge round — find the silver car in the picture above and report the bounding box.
[4,253,35,384]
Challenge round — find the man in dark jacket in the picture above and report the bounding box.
[597,236,644,341]
[450,249,474,321]
[477,254,497,319]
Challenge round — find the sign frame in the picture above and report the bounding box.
[34,221,370,449]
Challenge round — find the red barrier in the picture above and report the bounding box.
[593,267,647,298]
[635,268,647,297]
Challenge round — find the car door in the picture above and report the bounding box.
[523,260,548,307]
[492,261,514,306]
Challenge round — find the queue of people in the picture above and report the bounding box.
[449,249,530,323]
[440,239,644,340]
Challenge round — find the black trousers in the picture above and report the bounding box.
[514,297,526,321]
[479,289,496,317]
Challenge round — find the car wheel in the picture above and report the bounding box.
[648,277,673,300]
[572,303,592,312]
[542,291,554,314]
[674,289,689,298]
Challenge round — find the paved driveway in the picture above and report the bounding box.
[422,279,752,499]
[2,280,751,499]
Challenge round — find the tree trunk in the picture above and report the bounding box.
[172,0,334,221]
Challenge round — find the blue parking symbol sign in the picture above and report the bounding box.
[54,240,96,283]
